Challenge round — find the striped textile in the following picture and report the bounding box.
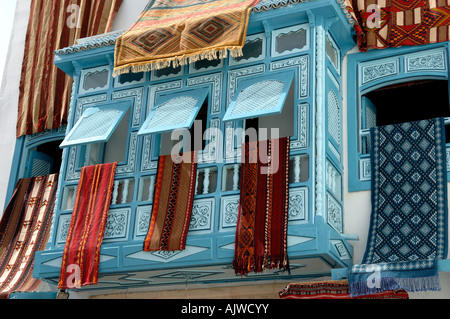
[345,0,450,51]
[58,163,117,289]
[144,152,198,251]
[0,175,58,299]
[17,0,123,138]
[279,280,410,299]
[113,0,259,76]
[233,138,290,276]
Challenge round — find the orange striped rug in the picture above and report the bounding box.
[144,152,197,251]
[113,0,259,76]
[58,163,117,289]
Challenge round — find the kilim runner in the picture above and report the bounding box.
[344,0,450,51]
[58,163,117,289]
[17,0,122,137]
[113,0,260,76]
[0,174,58,299]
[233,138,290,276]
[348,118,448,297]
[144,152,198,251]
[279,280,409,299]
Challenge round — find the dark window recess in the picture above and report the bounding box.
[364,79,450,142]
[118,71,144,84]
[189,99,209,152]
[154,65,182,78]
[27,140,63,178]
[193,58,221,70]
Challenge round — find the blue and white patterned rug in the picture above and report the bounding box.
[349,118,448,297]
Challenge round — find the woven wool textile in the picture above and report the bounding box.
[58,163,117,289]
[345,0,450,51]
[144,152,198,251]
[0,174,58,299]
[233,138,290,276]
[113,0,259,76]
[348,118,448,297]
[279,280,409,299]
[17,0,122,138]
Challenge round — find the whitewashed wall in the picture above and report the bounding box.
[0,0,31,214]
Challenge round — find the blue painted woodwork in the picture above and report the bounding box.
[138,87,209,135]
[347,43,450,192]
[60,101,131,148]
[223,70,295,122]
[24,0,359,290]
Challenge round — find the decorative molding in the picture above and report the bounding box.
[141,135,158,172]
[74,94,108,124]
[79,65,110,95]
[57,208,131,244]
[271,23,310,58]
[198,118,221,164]
[291,103,309,150]
[136,205,152,237]
[116,132,138,175]
[326,160,341,200]
[360,59,399,86]
[405,49,447,73]
[104,208,131,241]
[359,157,372,181]
[270,55,309,99]
[189,198,215,232]
[126,245,209,263]
[220,195,240,229]
[330,239,351,260]
[227,64,266,107]
[327,90,341,146]
[147,80,184,114]
[187,73,223,115]
[289,187,308,222]
[315,25,325,218]
[56,214,72,245]
[327,193,343,234]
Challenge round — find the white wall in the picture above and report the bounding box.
[110,0,149,32]
[0,0,31,214]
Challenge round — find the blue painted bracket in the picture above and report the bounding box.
[331,259,450,280]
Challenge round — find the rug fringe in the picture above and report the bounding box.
[113,47,243,77]
[233,254,290,276]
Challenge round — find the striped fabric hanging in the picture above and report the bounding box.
[16,0,123,138]
[0,175,58,299]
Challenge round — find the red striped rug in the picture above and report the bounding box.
[233,138,290,275]
[279,280,410,299]
[58,163,117,289]
[144,152,198,251]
